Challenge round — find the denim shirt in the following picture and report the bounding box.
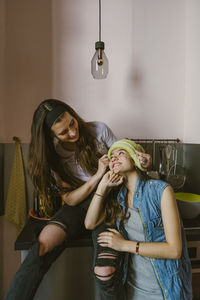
[116,177,192,300]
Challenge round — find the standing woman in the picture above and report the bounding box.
[85,139,192,300]
[4,100,151,300]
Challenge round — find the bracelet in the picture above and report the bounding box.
[94,192,104,198]
[136,241,140,255]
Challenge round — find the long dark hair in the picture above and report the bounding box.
[104,169,150,228]
[28,99,102,204]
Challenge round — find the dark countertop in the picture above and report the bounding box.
[15,216,200,251]
[15,217,93,250]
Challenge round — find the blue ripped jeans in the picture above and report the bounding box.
[92,223,126,300]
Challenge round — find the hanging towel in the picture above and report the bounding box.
[5,137,27,235]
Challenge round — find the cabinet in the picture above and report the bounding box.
[192,272,200,300]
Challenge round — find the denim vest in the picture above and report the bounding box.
[117,177,192,300]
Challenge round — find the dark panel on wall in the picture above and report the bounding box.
[183,144,200,194]
[0,144,4,215]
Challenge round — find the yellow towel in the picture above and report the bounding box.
[5,137,27,235]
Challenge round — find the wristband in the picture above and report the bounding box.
[94,192,104,197]
[136,241,140,255]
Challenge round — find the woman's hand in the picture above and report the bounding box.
[96,155,110,178]
[135,151,152,168]
[96,170,123,195]
[97,228,126,252]
[101,171,123,187]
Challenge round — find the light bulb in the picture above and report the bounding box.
[91,41,108,79]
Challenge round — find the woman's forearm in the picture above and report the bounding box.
[122,240,182,259]
[84,184,109,229]
[61,172,104,206]
[84,194,105,230]
[85,171,123,229]
[61,154,109,206]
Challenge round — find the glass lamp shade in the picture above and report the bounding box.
[91,42,108,79]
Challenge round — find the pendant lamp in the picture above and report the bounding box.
[91,0,108,79]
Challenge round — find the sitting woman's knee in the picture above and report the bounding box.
[38,224,66,256]
[94,252,118,281]
[94,266,116,281]
[38,240,47,256]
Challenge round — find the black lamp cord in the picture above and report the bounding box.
[99,0,101,41]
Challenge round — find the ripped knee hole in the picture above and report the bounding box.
[94,252,117,281]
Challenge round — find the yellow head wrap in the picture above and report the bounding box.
[108,139,147,172]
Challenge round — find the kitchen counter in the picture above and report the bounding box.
[15,216,200,251]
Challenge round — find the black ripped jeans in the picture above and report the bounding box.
[92,223,126,300]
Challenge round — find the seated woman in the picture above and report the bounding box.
[85,139,193,300]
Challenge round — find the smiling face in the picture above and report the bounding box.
[109,148,135,174]
[51,111,79,143]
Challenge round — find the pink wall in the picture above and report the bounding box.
[0,0,6,142]
[184,0,200,143]
[1,0,53,143]
[1,0,199,144]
